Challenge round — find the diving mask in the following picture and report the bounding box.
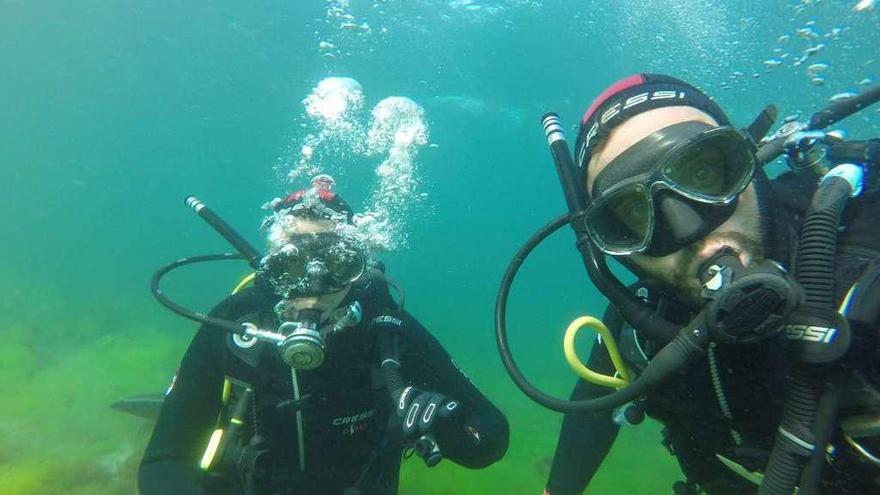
[585,121,756,256]
[258,232,366,298]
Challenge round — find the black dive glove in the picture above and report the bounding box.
[396,386,466,466]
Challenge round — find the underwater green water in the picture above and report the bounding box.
[1,1,878,493]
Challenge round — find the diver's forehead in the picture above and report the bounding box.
[586,106,719,192]
[287,217,335,234]
[267,216,336,251]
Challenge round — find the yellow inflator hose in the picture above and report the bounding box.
[563,316,632,389]
[232,273,256,295]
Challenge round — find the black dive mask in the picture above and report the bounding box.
[586,121,757,257]
[258,232,366,298]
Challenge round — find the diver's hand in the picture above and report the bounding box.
[396,387,464,445]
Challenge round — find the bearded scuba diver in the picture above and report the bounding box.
[494,74,880,494]
[139,175,509,495]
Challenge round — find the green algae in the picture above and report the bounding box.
[0,308,683,494]
[0,307,183,495]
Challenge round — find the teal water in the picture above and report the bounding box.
[1,1,878,493]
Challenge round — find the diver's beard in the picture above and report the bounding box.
[626,230,765,309]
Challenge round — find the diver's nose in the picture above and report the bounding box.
[656,193,704,245]
[693,237,751,269]
[695,242,721,260]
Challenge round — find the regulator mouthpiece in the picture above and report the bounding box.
[699,249,801,344]
[278,310,326,369]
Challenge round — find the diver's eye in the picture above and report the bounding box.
[692,164,719,186]
[618,198,650,224]
[604,190,651,238]
[673,161,722,193]
[668,146,728,196]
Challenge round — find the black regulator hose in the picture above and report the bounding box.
[798,180,854,311]
[799,386,840,495]
[150,197,268,335]
[757,176,854,495]
[495,212,709,413]
[375,322,406,399]
[150,253,249,334]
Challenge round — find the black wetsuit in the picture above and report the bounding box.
[139,278,509,495]
[546,173,880,494]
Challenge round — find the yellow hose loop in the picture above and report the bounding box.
[232,273,256,295]
[563,316,632,388]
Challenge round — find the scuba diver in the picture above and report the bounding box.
[493,74,880,494]
[139,175,509,495]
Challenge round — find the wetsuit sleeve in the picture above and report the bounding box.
[544,306,623,495]
[398,312,510,468]
[138,307,229,495]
